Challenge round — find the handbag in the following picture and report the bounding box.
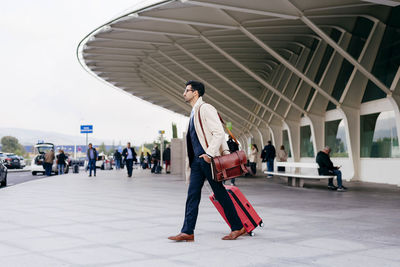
[198,104,248,182]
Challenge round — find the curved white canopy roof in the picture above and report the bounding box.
[77,0,399,136]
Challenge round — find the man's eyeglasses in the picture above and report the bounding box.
[184,88,194,94]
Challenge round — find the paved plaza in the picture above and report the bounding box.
[0,169,399,266]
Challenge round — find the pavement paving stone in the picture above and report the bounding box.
[6,235,96,252]
[312,251,399,267]
[0,242,27,257]
[0,253,70,267]
[44,245,145,265]
[1,169,400,266]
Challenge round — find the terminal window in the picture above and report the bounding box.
[325,119,348,157]
[360,111,400,158]
[300,125,314,157]
[282,130,292,158]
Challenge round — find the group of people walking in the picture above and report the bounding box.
[109,143,172,177]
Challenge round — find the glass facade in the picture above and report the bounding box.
[327,17,374,110]
[304,29,341,110]
[362,7,400,103]
[325,120,348,157]
[360,111,400,158]
[300,125,314,157]
[282,130,292,158]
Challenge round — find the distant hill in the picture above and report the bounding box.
[0,127,112,146]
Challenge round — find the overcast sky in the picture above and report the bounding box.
[0,0,188,146]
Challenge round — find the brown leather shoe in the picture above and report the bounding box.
[222,227,247,240]
[168,233,194,242]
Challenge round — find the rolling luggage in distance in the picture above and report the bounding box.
[73,164,79,173]
[210,185,263,236]
[155,165,162,174]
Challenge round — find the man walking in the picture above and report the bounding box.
[122,142,137,177]
[87,143,97,177]
[114,149,122,170]
[168,80,245,242]
[316,146,347,191]
[262,141,276,177]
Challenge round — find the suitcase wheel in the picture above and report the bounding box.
[249,232,255,236]
[259,222,264,227]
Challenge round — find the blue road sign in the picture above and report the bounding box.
[80,125,93,134]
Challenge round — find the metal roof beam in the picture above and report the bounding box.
[139,72,191,113]
[156,50,276,124]
[112,26,198,38]
[285,1,392,96]
[181,0,299,20]
[173,42,286,120]
[89,36,172,46]
[219,13,341,107]
[137,15,238,30]
[193,34,306,114]
[142,61,259,130]
[141,70,243,133]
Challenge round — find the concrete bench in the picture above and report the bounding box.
[264,162,335,187]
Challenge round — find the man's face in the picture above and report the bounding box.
[183,85,196,102]
[89,144,92,149]
[127,143,131,148]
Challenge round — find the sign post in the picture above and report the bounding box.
[80,125,93,151]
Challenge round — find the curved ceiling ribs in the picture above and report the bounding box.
[78,0,396,137]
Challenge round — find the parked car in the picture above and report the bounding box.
[18,156,26,168]
[95,153,112,170]
[3,153,21,169]
[31,143,69,175]
[0,159,7,187]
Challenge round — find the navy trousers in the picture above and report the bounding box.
[88,159,96,176]
[126,159,133,176]
[181,157,243,235]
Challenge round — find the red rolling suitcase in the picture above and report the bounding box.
[209,185,263,236]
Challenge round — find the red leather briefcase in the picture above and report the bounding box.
[198,104,248,182]
[212,151,248,182]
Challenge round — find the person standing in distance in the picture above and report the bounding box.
[87,143,97,177]
[225,135,239,185]
[114,149,122,170]
[122,142,137,177]
[262,141,276,177]
[163,144,171,174]
[56,149,66,175]
[168,80,245,242]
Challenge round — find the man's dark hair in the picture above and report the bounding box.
[186,80,205,96]
[268,141,272,145]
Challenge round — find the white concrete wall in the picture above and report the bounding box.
[360,158,400,185]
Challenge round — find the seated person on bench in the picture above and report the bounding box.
[316,146,347,192]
